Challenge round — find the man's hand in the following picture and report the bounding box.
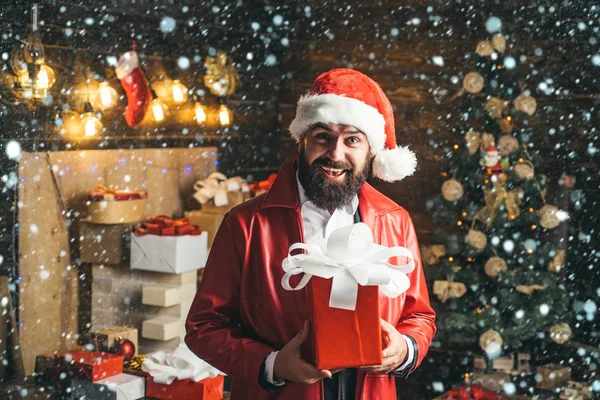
[273,320,333,384]
[360,318,408,374]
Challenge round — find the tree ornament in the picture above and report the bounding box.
[515,284,547,295]
[463,72,484,94]
[485,97,507,119]
[491,34,506,53]
[479,329,503,356]
[497,118,513,134]
[110,337,136,360]
[479,133,495,153]
[465,131,481,155]
[116,50,152,128]
[513,161,535,180]
[476,41,495,56]
[442,179,464,202]
[514,94,537,116]
[481,145,508,178]
[466,229,487,252]
[484,256,507,278]
[204,51,240,97]
[433,280,467,303]
[420,244,447,265]
[549,323,572,344]
[497,135,519,156]
[539,205,561,229]
[547,249,565,273]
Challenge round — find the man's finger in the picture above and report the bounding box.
[382,346,399,359]
[379,318,395,333]
[320,369,332,379]
[289,320,310,348]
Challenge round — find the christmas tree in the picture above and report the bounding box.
[423,31,573,364]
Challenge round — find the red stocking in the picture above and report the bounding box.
[116,50,151,127]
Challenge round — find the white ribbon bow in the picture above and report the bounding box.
[281,223,415,311]
[193,172,249,207]
[142,344,223,385]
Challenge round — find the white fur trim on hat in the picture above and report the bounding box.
[289,93,387,154]
[372,146,417,182]
[116,51,139,79]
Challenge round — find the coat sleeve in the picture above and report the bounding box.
[394,214,437,371]
[185,215,275,386]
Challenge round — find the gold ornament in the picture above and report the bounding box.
[466,229,487,252]
[442,179,464,202]
[125,355,146,370]
[547,250,565,273]
[515,284,547,295]
[463,72,484,94]
[539,204,561,229]
[485,97,507,119]
[479,329,503,355]
[484,256,507,278]
[497,135,519,156]
[514,94,537,116]
[513,161,535,180]
[497,118,513,134]
[420,244,447,265]
[479,133,495,153]
[476,181,522,227]
[204,51,240,97]
[549,323,572,344]
[476,41,495,56]
[433,280,467,303]
[491,34,506,53]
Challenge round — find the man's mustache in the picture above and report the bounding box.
[311,157,353,172]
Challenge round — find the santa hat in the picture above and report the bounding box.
[289,68,416,182]
[487,144,499,154]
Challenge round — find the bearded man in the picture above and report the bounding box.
[185,69,436,400]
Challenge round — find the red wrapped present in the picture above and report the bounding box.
[145,375,224,400]
[438,385,507,399]
[282,223,416,370]
[249,173,277,196]
[55,351,123,382]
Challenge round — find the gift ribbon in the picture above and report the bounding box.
[193,172,249,207]
[281,223,415,311]
[142,345,223,385]
[475,181,522,227]
[248,173,277,193]
[88,184,147,201]
[136,215,201,236]
[433,280,467,303]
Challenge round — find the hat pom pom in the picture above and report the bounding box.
[372,146,417,182]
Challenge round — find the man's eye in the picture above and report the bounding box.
[347,137,360,144]
[315,132,329,141]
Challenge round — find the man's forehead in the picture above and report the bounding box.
[308,122,364,134]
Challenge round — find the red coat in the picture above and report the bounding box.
[185,155,436,400]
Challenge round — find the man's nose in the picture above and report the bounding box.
[326,138,345,161]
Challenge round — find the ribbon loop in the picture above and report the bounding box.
[142,344,223,385]
[193,172,249,207]
[281,223,415,311]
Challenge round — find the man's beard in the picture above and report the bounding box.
[298,150,371,211]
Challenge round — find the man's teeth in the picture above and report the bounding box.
[321,166,344,172]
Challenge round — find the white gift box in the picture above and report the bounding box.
[71,373,145,400]
[130,232,208,274]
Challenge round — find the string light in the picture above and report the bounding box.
[506,116,512,121]
[462,211,467,217]
[193,102,208,125]
[531,224,537,229]
[442,172,448,177]
[169,80,188,104]
[448,257,454,262]
[94,82,118,110]
[529,208,534,212]
[453,144,459,150]
[457,221,463,226]
[218,104,233,127]
[81,102,102,137]
[467,257,473,262]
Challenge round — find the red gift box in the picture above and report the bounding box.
[303,277,382,370]
[145,375,224,400]
[136,215,201,236]
[55,351,123,382]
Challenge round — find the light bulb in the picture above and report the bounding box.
[170,80,188,104]
[94,82,118,110]
[152,98,166,122]
[218,104,232,127]
[194,102,207,124]
[81,112,102,137]
[36,68,48,89]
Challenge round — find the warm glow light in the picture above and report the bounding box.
[457,221,463,226]
[94,82,118,110]
[462,212,467,217]
[467,257,472,262]
[484,179,489,184]
[152,98,166,122]
[448,257,454,262]
[506,116,512,121]
[170,80,188,104]
[453,144,459,150]
[442,172,448,177]
[509,213,516,220]
[37,68,48,89]
[529,208,534,212]
[218,104,232,126]
[19,64,56,98]
[518,158,524,163]
[81,112,102,137]
[531,225,537,229]
[194,102,207,124]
